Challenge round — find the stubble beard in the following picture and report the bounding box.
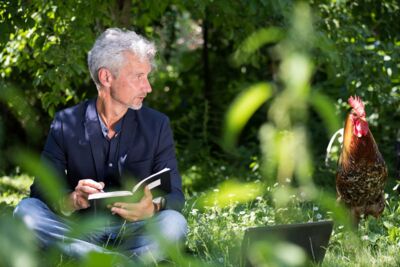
[129,103,142,110]
[110,91,143,110]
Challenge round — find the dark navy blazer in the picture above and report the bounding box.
[30,99,185,211]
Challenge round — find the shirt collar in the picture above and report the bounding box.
[97,112,123,139]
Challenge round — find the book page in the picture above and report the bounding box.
[132,168,170,193]
[88,191,132,200]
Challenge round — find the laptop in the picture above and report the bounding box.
[241,220,333,266]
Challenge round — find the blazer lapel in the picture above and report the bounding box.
[118,109,137,176]
[84,99,104,181]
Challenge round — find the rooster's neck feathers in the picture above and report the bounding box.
[340,113,380,169]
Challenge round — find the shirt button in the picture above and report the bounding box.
[109,163,113,167]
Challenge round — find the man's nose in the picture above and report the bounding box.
[143,78,152,93]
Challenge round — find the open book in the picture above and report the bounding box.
[88,168,171,211]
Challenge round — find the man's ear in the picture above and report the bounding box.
[98,68,113,87]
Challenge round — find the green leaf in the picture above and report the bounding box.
[223,83,273,150]
[81,252,130,267]
[198,180,264,208]
[309,91,341,136]
[11,149,65,205]
[0,217,38,267]
[232,27,285,66]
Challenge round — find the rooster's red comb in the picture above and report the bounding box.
[348,95,366,117]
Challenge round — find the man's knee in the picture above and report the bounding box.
[153,210,187,242]
[14,198,46,217]
[13,198,51,228]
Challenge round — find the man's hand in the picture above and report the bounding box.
[65,179,105,212]
[110,186,155,221]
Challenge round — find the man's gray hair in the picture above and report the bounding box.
[88,28,156,88]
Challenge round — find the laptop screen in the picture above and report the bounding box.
[242,220,333,266]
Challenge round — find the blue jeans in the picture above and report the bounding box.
[13,198,187,261]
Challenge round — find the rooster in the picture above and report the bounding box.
[335,96,387,224]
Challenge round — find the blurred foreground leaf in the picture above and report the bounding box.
[198,180,263,209]
[11,148,65,205]
[0,217,38,267]
[232,27,285,66]
[80,251,131,267]
[309,91,341,136]
[317,191,354,231]
[245,241,307,267]
[223,83,273,150]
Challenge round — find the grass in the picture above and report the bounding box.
[184,181,400,267]
[0,174,32,218]
[2,173,400,266]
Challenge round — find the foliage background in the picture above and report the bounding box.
[1,0,399,184]
[1,0,400,266]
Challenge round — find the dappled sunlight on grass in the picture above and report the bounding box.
[0,174,32,209]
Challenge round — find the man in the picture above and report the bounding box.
[13,28,187,262]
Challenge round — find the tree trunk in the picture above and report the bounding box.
[202,14,210,102]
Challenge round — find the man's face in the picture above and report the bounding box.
[110,52,152,110]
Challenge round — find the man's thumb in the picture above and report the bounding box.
[99,182,105,189]
[144,185,152,198]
